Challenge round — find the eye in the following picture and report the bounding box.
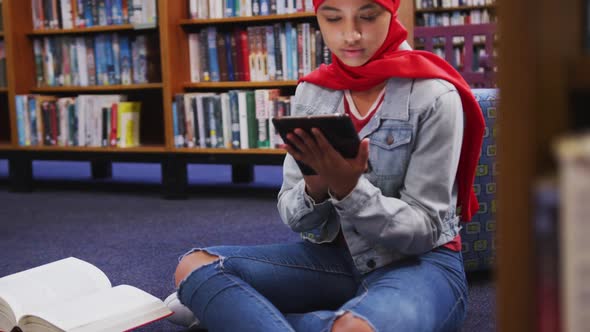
[360,15,378,22]
[325,17,341,22]
[359,10,382,22]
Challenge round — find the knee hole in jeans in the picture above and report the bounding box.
[331,312,374,332]
[174,250,220,287]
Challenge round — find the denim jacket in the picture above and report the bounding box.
[277,77,465,274]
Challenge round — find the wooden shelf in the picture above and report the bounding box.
[180,12,316,26]
[0,142,13,150]
[415,41,487,48]
[28,23,157,36]
[415,4,495,14]
[185,81,298,89]
[30,83,163,93]
[0,87,8,93]
[173,147,286,155]
[569,55,590,89]
[10,145,167,153]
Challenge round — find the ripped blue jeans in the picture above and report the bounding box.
[176,241,468,332]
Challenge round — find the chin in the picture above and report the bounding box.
[339,58,369,67]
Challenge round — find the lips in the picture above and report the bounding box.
[341,49,364,58]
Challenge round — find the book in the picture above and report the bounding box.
[554,133,590,332]
[117,101,141,148]
[0,257,172,332]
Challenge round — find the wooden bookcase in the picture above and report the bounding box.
[495,0,587,330]
[413,1,497,87]
[0,0,414,196]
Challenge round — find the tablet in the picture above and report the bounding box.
[272,114,360,175]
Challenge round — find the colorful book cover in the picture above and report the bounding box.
[117,101,141,148]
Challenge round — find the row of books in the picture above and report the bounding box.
[15,94,141,148]
[33,33,160,87]
[415,0,494,10]
[189,23,330,83]
[188,0,314,20]
[32,0,158,30]
[173,90,293,149]
[415,36,493,72]
[0,40,6,88]
[416,9,494,27]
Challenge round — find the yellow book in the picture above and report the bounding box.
[117,102,141,148]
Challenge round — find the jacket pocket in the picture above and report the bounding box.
[368,126,413,179]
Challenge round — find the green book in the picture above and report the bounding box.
[245,91,258,149]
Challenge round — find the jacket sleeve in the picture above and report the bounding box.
[276,82,335,233]
[331,89,464,255]
[277,154,335,233]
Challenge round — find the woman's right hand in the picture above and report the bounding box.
[303,175,329,203]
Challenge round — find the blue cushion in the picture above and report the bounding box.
[461,89,499,272]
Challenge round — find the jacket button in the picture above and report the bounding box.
[366,259,376,269]
[386,135,395,145]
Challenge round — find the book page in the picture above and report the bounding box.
[0,257,111,321]
[20,285,172,332]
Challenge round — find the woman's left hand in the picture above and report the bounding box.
[285,128,370,199]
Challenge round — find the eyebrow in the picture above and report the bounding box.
[319,4,380,12]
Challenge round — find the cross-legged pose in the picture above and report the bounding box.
[168,0,485,331]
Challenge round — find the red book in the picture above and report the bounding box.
[240,29,251,82]
[110,103,118,147]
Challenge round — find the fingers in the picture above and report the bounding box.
[311,128,340,159]
[357,138,371,172]
[286,129,322,157]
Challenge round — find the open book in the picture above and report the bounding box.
[0,257,172,332]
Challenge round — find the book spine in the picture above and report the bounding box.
[255,89,269,148]
[207,27,220,82]
[245,90,257,149]
[199,29,210,82]
[119,34,132,85]
[16,96,27,146]
[229,90,241,149]
[225,33,235,81]
[188,33,201,82]
[213,95,224,148]
[216,31,229,81]
[221,93,232,149]
[237,91,248,149]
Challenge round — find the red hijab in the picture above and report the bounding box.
[302,0,485,222]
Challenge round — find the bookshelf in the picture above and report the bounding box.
[27,23,157,36]
[496,0,587,330]
[413,1,497,87]
[0,0,414,196]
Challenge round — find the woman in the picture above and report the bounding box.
[168,0,485,331]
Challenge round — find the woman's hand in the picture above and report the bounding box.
[284,128,370,200]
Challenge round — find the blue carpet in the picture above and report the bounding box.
[0,159,494,331]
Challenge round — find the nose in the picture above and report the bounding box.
[343,30,362,44]
[342,21,361,45]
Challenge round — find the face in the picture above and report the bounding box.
[317,0,392,67]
